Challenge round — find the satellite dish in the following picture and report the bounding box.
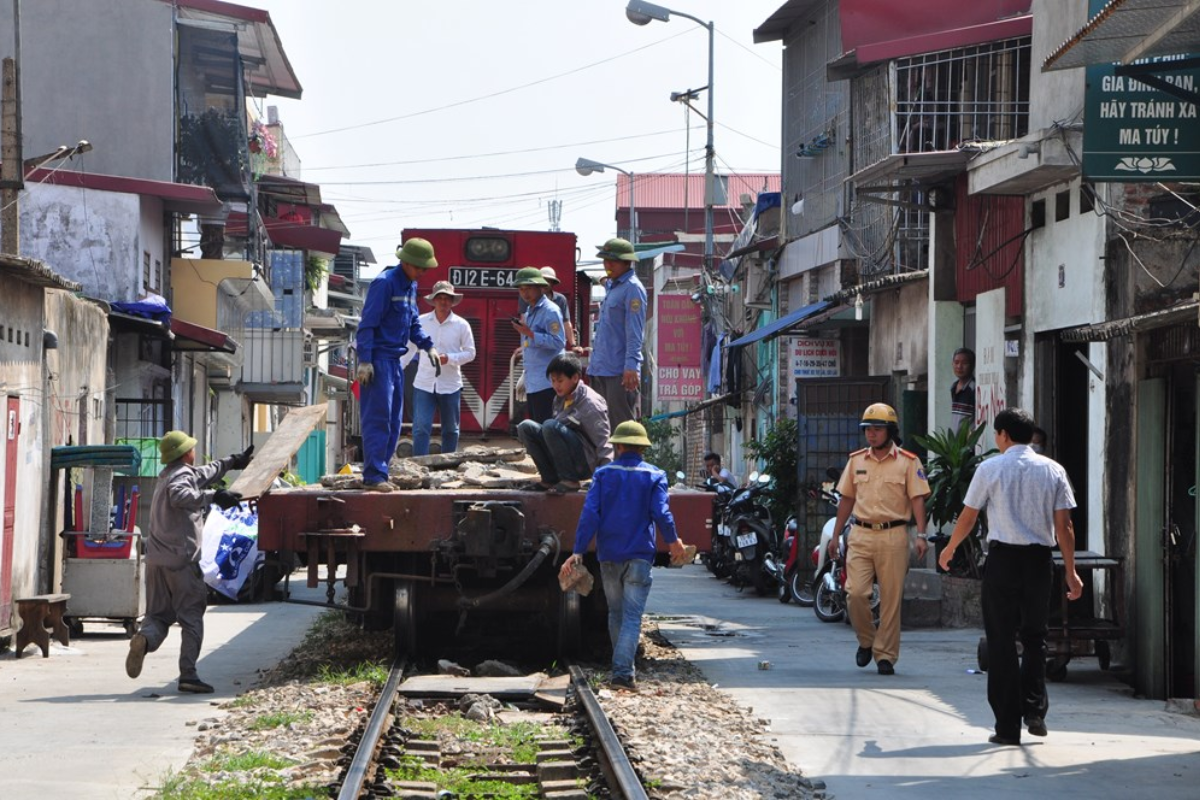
[790,198,805,216]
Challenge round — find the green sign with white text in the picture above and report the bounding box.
[1082,0,1200,181]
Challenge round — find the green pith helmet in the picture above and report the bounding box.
[596,237,638,262]
[513,266,549,287]
[609,420,652,446]
[159,430,197,463]
[395,237,438,269]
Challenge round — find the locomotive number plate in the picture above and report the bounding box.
[448,267,518,289]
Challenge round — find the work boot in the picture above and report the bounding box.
[126,633,147,679]
[1025,716,1048,737]
[876,659,895,675]
[362,481,394,493]
[178,677,214,694]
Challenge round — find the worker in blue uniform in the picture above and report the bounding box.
[512,266,565,423]
[356,238,441,491]
[587,237,646,428]
[560,420,687,690]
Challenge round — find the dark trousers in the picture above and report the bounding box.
[981,542,1053,739]
[526,388,555,424]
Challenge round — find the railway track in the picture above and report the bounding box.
[335,660,648,800]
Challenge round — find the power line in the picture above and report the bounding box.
[292,29,694,140]
[300,126,705,172]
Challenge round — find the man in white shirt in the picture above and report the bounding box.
[402,281,477,456]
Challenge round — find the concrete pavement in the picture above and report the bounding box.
[0,581,324,799]
[649,565,1200,798]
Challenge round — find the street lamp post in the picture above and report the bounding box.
[626,0,714,275]
[575,157,636,245]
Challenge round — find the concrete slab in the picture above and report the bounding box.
[648,565,1200,799]
[0,576,325,799]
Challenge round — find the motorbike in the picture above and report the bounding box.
[694,474,737,579]
[813,520,881,624]
[781,481,841,606]
[726,472,778,595]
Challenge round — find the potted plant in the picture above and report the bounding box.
[911,421,996,578]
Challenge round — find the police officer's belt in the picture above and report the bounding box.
[852,519,909,530]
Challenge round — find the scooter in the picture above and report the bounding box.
[696,475,737,579]
[726,472,778,595]
[813,523,881,624]
[781,479,841,606]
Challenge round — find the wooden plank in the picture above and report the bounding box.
[229,403,327,499]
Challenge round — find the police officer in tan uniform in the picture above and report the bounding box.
[830,403,930,675]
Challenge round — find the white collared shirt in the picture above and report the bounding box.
[401,310,476,393]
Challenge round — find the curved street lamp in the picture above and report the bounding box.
[625,0,714,274]
[576,157,637,246]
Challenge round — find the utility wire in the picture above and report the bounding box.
[292,29,693,140]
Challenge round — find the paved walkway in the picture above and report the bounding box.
[0,584,324,799]
[648,565,1200,799]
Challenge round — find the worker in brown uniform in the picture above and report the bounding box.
[830,403,930,675]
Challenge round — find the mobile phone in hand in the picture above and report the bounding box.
[510,316,522,325]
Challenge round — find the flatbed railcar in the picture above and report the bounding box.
[256,485,712,657]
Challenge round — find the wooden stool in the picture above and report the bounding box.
[15,593,72,658]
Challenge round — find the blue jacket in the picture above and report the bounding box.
[589,270,646,377]
[573,452,678,563]
[357,266,433,363]
[521,295,565,393]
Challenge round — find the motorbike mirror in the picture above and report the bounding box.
[748,471,760,483]
[675,471,686,481]
[757,473,772,484]
[826,466,842,480]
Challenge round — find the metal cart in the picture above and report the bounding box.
[976,550,1124,681]
[50,446,146,637]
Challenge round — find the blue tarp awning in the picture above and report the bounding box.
[727,300,831,348]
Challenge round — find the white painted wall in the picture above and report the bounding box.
[1030,0,1090,132]
[1028,180,1106,333]
[21,184,143,302]
[975,289,1008,430]
[0,279,46,607]
[929,300,966,434]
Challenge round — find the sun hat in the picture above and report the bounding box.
[609,420,652,447]
[539,266,561,285]
[424,280,463,305]
[596,237,638,262]
[513,266,550,287]
[395,237,438,269]
[159,430,197,463]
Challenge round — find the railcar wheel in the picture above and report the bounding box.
[1095,640,1111,671]
[557,588,581,658]
[394,580,417,658]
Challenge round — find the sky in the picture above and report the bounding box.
[250,1,784,276]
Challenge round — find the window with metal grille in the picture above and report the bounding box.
[895,37,1031,155]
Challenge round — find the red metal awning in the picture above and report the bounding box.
[170,317,238,354]
[25,169,224,215]
[226,212,345,255]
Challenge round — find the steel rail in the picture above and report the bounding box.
[568,665,648,800]
[337,658,405,800]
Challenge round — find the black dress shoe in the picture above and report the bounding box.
[856,646,872,668]
[876,659,895,675]
[988,733,1021,746]
[1025,716,1048,737]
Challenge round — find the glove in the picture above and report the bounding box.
[426,347,442,377]
[356,362,374,386]
[213,489,243,510]
[230,444,254,470]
